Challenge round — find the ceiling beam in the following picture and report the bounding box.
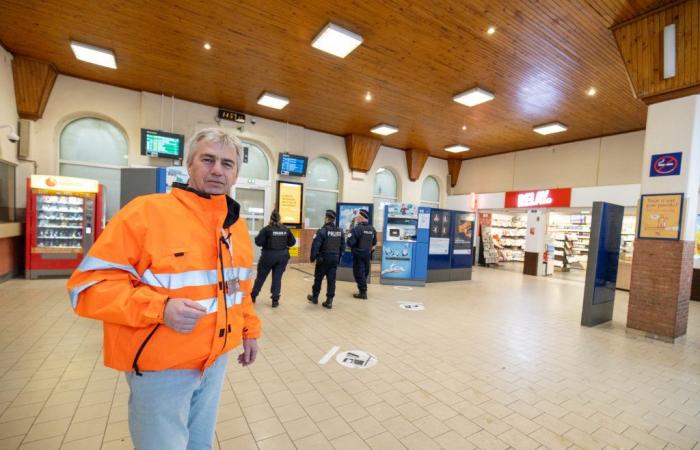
[447,159,462,188]
[344,134,381,172]
[405,148,429,182]
[612,0,700,104]
[12,55,57,120]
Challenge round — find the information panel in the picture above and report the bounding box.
[277,181,303,228]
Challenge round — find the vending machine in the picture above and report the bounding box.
[25,175,105,279]
[380,203,428,286]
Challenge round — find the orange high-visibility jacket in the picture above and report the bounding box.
[66,185,261,372]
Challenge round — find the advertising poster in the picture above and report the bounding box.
[454,213,473,255]
[277,181,303,226]
[381,241,412,278]
[289,229,300,257]
[337,203,372,235]
[638,193,683,240]
[387,203,417,218]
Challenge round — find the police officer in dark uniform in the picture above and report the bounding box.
[251,210,296,308]
[347,209,376,299]
[307,209,345,309]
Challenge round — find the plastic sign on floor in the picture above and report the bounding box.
[398,302,425,311]
[336,350,377,369]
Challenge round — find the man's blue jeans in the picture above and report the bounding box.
[125,354,229,450]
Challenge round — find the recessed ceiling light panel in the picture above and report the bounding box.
[445,144,470,153]
[370,124,398,136]
[257,92,289,110]
[533,122,568,135]
[311,22,363,58]
[453,87,495,107]
[70,41,117,69]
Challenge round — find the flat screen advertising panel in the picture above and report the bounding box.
[277,181,303,228]
[140,129,184,159]
[277,153,308,176]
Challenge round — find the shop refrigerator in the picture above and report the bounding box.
[25,175,105,279]
[120,166,189,208]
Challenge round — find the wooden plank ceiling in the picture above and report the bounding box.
[0,0,673,160]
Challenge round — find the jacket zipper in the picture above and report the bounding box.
[132,323,161,376]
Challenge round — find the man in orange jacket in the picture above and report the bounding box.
[67,128,260,450]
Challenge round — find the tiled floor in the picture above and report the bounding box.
[0,265,699,450]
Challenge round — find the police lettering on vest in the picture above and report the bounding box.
[322,228,342,253]
[269,226,288,250]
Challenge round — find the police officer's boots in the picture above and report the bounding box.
[272,297,279,308]
[353,290,368,300]
[307,294,318,304]
[322,298,333,309]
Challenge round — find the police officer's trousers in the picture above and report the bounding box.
[252,251,289,301]
[352,250,371,292]
[312,256,338,299]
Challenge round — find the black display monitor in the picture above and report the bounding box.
[277,153,308,177]
[141,129,185,160]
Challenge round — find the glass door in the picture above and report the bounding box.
[234,187,266,262]
[36,194,84,251]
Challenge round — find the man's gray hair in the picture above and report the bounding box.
[186,128,243,169]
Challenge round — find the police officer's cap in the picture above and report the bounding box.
[325,209,336,220]
[359,209,369,219]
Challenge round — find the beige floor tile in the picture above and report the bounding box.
[443,413,481,437]
[216,416,250,441]
[529,427,574,450]
[498,428,540,450]
[219,433,258,450]
[18,435,63,450]
[381,414,418,439]
[243,402,276,423]
[274,402,307,423]
[257,432,295,450]
[23,417,71,443]
[365,431,405,450]
[366,402,399,421]
[650,425,698,449]
[473,413,512,435]
[0,436,23,450]
[60,435,103,450]
[283,415,319,441]
[349,415,385,440]
[63,416,108,442]
[35,402,78,424]
[467,429,509,450]
[102,420,130,442]
[413,414,450,438]
[564,426,606,450]
[249,416,285,441]
[294,431,333,450]
[593,426,637,450]
[71,402,111,424]
[434,430,476,449]
[335,403,368,422]
[563,411,601,434]
[317,416,352,441]
[331,432,371,450]
[305,402,338,422]
[0,402,44,423]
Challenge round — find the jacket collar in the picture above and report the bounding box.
[171,182,240,228]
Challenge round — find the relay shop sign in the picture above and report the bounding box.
[505,188,571,208]
[650,152,682,177]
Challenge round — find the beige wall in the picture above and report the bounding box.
[0,47,18,164]
[452,130,645,194]
[24,75,448,216]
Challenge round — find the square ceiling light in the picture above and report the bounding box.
[533,122,568,135]
[445,144,470,153]
[311,22,363,58]
[257,92,289,110]
[453,87,494,107]
[70,41,117,69]
[370,124,398,136]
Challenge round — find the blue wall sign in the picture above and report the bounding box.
[650,152,682,177]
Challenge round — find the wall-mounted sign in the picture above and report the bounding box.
[638,193,683,240]
[31,175,99,194]
[217,108,246,123]
[650,152,682,177]
[505,188,571,208]
[276,181,303,228]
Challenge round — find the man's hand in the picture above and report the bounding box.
[164,298,206,333]
[238,338,258,367]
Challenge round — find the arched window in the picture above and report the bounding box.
[238,142,269,180]
[373,168,398,229]
[420,176,440,208]
[59,117,128,218]
[304,157,339,228]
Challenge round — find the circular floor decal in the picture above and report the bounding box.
[393,286,413,291]
[336,350,378,369]
[399,303,424,311]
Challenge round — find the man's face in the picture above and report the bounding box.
[187,141,238,195]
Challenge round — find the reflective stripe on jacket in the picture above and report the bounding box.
[66,186,260,372]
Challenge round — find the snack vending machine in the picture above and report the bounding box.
[25,175,105,279]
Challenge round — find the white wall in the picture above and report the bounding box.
[0,47,18,164]
[453,130,645,194]
[25,75,448,220]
